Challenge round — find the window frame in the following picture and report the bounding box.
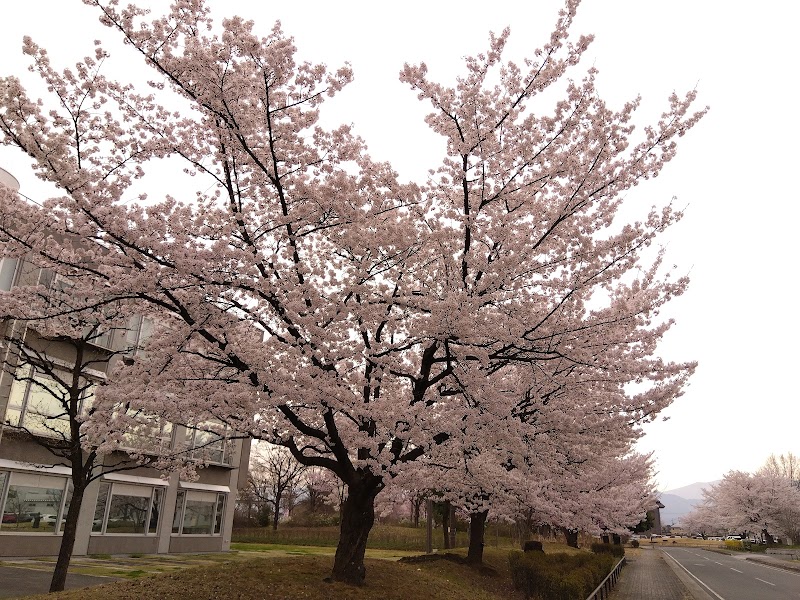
[3,364,97,438]
[124,314,156,357]
[0,257,19,291]
[0,463,71,535]
[182,422,232,466]
[171,483,228,536]
[117,417,174,456]
[49,273,118,351]
[91,476,167,536]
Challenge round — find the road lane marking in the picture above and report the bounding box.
[755,577,775,586]
[713,561,723,565]
[730,568,743,573]
[662,551,726,600]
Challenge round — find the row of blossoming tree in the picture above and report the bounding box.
[682,453,800,544]
[0,0,704,586]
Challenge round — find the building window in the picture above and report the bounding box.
[120,419,174,455]
[171,490,226,535]
[125,315,155,356]
[182,423,232,465]
[92,481,164,535]
[0,257,18,291]
[47,273,117,350]
[0,470,70,533]
[3,366,94,438]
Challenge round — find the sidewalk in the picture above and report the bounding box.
[609,546,695,600]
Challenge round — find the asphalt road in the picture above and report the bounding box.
[662,547,800,600]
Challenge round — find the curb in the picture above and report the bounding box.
[745,556,800,574]
[659,550,717,600]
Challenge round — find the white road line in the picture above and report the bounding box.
[755,577,776,586]
[663,551,726,600]
[730,568,743,573]
[713,561,723,565]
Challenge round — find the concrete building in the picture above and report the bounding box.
[0,167,250,557]
[640,500,665,537]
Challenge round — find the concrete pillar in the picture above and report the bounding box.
[72,477,101,556]
[221,437,246,550]
[158,472,180,554]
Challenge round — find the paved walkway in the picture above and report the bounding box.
[610,546,696,600]
[0,565,117,599]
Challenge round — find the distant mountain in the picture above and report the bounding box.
[657,481,719,525]
[664,481,719,500]
[659,493,700,526]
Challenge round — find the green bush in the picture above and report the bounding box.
[509,550,616,600]
[630,539,640,548]
[590,542,625,558]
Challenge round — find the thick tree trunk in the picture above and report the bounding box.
[561,527,579,548]
[466,510,488,564]
[442,501,451,549]
[49,482,85,592]
[272,496,280,530]
[763,529,775,546]
[330,479,380,585]
[519,509,534,547]
[448,504,456,548]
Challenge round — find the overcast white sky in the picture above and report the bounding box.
[2,0,798,492]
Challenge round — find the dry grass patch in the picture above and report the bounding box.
[19,551,519,600]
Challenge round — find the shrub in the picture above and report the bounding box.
[509,550,616,600]
[725,540,745,551]
[630,539,640,548]
[590,542,625,558]
[523,540,544,553]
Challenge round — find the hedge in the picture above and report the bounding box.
[509,550,615,600]
[590,542,625,558]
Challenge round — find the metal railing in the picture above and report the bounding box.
[585,556,626,600]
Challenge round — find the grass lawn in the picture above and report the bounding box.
[17,547,520,600]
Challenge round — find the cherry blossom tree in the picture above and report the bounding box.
[686,464,800,544]
[389,364,659,561]
[759,453,800,543]
[679,504,720,539]
[0,0,704,583]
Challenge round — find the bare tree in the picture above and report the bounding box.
[249,444,306,530]
[1,277,156,591]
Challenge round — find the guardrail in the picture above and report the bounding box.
[585,556,626,600]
